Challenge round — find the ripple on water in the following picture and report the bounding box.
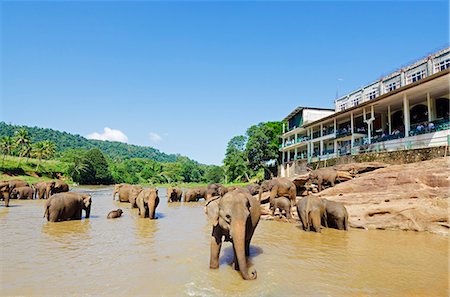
[0,187,448,297]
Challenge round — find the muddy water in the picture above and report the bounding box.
[0,187,448,296]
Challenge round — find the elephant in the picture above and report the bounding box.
[11,186,34,200]
[206,183,230,200]
[117,184,143,206]
[258,178,297,216]
[309,168,338,192]
[107,209,123,219]
[0,179,29,207]
[205,189,261,280]
[271,196,292,219]
[112,183,128,200]
[296,195,327,232]
[184,187,207,202]
[136,188,159,219]
[167,187,182,202]
[46,180,69,198]
[245,184,260,196]
[322,199,348,230]
[33,181,48,199]
[43,192,92,222]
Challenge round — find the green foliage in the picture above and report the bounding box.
[204,165,225,183]
[0,122,177,162]
[224,121,282,182]
[223,135,249,182]
[69,148,113,185]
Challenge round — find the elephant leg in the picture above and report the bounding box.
[209,226,222,269]
[299,211,308,231]
[48,211,59,222]
[310,210,321,232]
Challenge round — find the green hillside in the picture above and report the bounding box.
[0,122,177,162]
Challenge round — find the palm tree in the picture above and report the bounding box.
[33,142,46,170]
[42,141,56,159]
[68,156,89,182]
[0,136,14,165]
[14,128,31,165]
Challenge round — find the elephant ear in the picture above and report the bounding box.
[205,199,220,227]
[81,194,92,207]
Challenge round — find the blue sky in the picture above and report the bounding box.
[1,1,448,165]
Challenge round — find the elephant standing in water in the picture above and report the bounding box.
[11,186,34,200]
[46,180,69,198]
[259,178,296,217]
[271,196,292,219]
[0,179,29,207]
[296,195,327,232]
[136,188,159,219]
[322,199,348,230]
[184,187,207,202]
[116,184,143,207]
[167,187,182,202]
[205,189,261,280]
[33,181,48,199]
[43,192,92,222]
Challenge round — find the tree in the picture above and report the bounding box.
[14,128,31,165]
[0,136,14,164]
[245,122,282,177]
[204,165,225,183]
[33,141,56,169]
[67,155,90,183]
[84,148,113,184]
[223,135,249,182]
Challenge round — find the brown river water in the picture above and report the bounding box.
[1,187,448,296]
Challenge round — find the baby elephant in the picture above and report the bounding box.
[107,209,123,219]
[271,196,292,219]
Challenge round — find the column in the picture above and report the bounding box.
[320,140,324,156]
[350,111,354,148]
[334,118,337,134]
[283,123,286,134]
[294,147,298,160]
[403,93,410,137]
[295,133,298,144]
[427,92,434,121]
[320,123,323,137]
[388,105,392,134]
[334,140,338,155]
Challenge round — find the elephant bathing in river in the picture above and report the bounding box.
[296,195,327,232]
[46,180,69,198]
[205,189,261,280]
[167,187,182,202]
[259,178,296,217]
[136,188,159,219]
[0,179,29,207]
[11,186,34,200]
[43,192,92,222]
[322,198,348,230]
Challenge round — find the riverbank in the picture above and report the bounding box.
[262,157,449,236]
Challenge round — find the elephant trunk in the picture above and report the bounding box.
[85,206,91,218]
[258,190,262,202]
[148,198,156,219]
[231,221,257,280]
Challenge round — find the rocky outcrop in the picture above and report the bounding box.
[317,157,449,235]
[261,158,449,235]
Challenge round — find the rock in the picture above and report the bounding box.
[317,157,449,235]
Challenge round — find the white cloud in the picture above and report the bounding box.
[149,132,162,143]
[87,127,128,143]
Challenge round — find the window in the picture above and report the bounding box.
[434,58,450,72]
[339,103,347,111]
[351,96,361,107]
[406,69,426,84]
[365,90,378,100]
[385,81,399,93]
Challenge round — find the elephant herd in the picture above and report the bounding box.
[1,172,349,281]
[0,179,69,207]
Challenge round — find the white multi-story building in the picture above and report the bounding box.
[280,47,450,177]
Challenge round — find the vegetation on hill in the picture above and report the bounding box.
[0,122,176,162]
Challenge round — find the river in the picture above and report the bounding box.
[0,187,448,296]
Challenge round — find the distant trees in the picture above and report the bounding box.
[33,141,56,169]
[67,148,113,185]
[224,121,282,182]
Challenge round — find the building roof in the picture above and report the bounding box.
[283,106,335,122]
[301,68,450,128]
